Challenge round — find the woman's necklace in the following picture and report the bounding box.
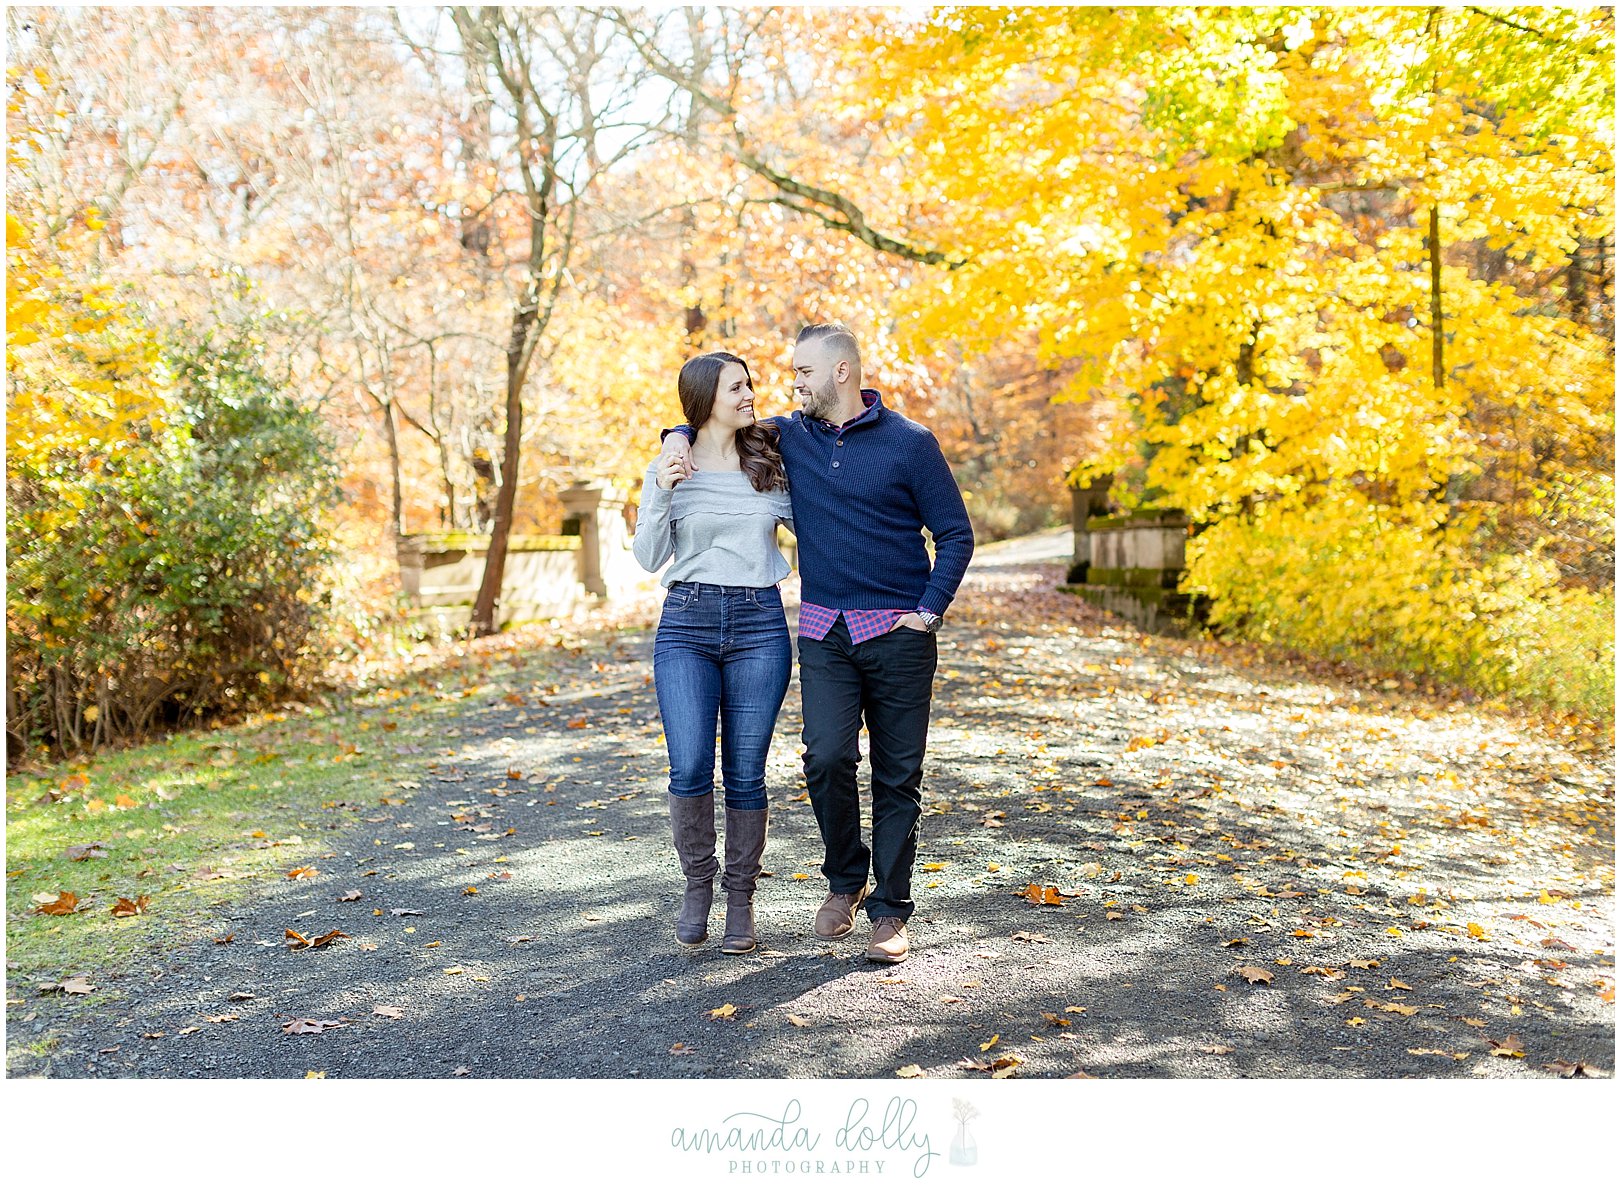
[693,442,742,471]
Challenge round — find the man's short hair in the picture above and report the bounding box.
[796,322,862,384]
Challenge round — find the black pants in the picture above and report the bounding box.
[797,616,938,922]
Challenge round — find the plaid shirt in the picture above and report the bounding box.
[797,393,927,644]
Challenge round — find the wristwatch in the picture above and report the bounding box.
[915,610,943,633]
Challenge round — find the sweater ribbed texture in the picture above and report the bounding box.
[632,466,794,588]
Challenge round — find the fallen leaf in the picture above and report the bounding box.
[1388,978,1413,990]
[1234,966,1274,985]
[1487,1034,1525,1058]
[285,928,347,949]
[980,1033,1000,1051]
[205,1014,238,1023]
[33,891,79,916]
[960,1055,1023,1075]
[937,996,964,1005]
[337,890,362,902]
[786,1014,811,1028]
[709,1003,737,1019]
[1221,938,1250,948]
[286,866,318,880]
[1022,883,1065,905]
[110,895,150,918]
[1466,922,1487,939]
[64,843,108,862]
[1010,931,1049,943]
[60,976,95,995]
[895,1064,924,1079]
[1200,1043,1234,1055]
[1041,1012,1070,1027]
[1348,958,1380,970]
[1346,1017,1367,1027]
[1543,1059,1594,1078]
[282,1018,347,1035]
[373,1005,405,1019]
[213,933,234,945]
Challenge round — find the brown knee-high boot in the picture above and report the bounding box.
[668,792,718,946]
[720,806,768,955]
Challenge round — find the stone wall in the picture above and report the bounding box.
[397,482,661,631]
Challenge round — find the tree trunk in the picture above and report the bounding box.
[380,396,404,538]
[1429,203,1444,390]
[470,304,537,636]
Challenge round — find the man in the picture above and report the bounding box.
[659,322,974,963]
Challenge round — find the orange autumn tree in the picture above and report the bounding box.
[600,6,1093,534]
[851,6,1613,715]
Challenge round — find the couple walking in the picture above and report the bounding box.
[632,322,974,964]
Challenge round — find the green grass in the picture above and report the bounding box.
[5,628,607,995]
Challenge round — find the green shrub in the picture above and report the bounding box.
[7,321,342,758]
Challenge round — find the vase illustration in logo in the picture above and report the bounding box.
[950,1098,979,1166]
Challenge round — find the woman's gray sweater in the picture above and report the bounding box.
[632,463,794,588]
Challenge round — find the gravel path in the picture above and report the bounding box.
[9,528,1613,1078]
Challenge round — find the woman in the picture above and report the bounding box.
[633,351,794,955]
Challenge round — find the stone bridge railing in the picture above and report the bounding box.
[396,481,660,632]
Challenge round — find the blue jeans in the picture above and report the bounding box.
[653,582,792,811]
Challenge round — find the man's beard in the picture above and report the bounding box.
[800,375,840,421]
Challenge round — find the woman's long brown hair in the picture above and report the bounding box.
[676,352,787,493]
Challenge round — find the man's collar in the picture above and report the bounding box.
[815,388,883,431]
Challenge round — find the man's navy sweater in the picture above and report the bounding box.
[667,390,975,617]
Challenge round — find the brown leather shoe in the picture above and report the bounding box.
[866,916,909,964]
[813,885,868,940]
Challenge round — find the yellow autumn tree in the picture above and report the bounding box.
[848,7,1613,716]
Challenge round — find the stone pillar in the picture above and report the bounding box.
[559,482,607,596]
[1070,473,1113,573]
